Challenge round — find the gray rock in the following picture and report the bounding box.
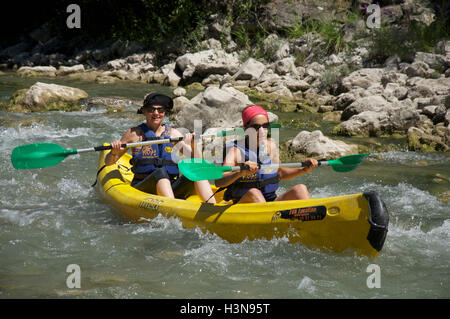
[334,92,356,110]
[433,105,447,124]
[234,58,265,81]
[56,64,85,76]
[172,96,190,113]
[262,34,290,61]
[434,40,450,56]
[340,68,384,92]
[199,39,222,50]
[283,78,310,92]
[174,86,253,131]
[173,87,187,97]
[342,95,389,121]
[161,62,181,87]
[444,95,450,109]
[175,49,240,83]
[2,82,88,112]
[336,106,421,137]
[414,52,450,71]
[290,130,359,160]
[274,57,296,75]
[17,66,57,77]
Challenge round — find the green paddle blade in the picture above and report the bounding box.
[327,153,370,172]
[11,143,77,170]
[178,158,232,181]
[269,123,281,129]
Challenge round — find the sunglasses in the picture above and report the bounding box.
[144,105,167,113]
[247,122,270,130]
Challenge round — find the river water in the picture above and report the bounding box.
[0,74,449,299]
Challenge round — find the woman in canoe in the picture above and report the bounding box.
[215,105,318,204]
[105,92,216,203]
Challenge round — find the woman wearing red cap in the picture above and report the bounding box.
[105,92,216,203]
[215,105,318,204]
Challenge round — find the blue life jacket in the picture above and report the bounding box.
[131,123,179,177]
[223,138,279,201]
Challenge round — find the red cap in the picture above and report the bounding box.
[242,105,269,126]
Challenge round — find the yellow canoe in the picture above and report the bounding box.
[96,150,389,257]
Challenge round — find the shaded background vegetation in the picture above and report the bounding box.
[0,0,449,62]
[0,0,269,48]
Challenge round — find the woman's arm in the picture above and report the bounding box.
[268,139,318,180]
[105,128,139,166]
[214,147,258,188]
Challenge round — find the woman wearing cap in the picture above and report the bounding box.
[215,105,318,204]
[105,92,216,204]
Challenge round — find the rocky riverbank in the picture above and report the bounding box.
[1,0,449,157]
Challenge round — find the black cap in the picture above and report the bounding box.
[137,93,174,114]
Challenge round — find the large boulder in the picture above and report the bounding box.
[404,61,436,78]
[334,106,421,137]
[56,64,85,76]
[174,86,278,132]
[407,77,450,98]
[0,82,88,112]
[17,66,57,77]
[407,126,449,152]
[339,68,385,92]
[174,86,252,131]
[175,49,240,83]
[414,52,450,71]
[289,130,359,160]
[341,95,390,121]
[234,58,265,81]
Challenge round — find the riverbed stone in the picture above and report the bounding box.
[17,66,57,77]
[340,68,385,92]
[289,130,359,160]
[407,126,449,152]
[175,49,240,83]
[173,86,253,131]
[341,95,389,121]
[0,82,88,112]
[233,58,265,81]
[56,64,85,76]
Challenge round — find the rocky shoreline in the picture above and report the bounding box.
[1,1,449,158]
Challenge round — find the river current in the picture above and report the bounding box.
[0,75,448,298]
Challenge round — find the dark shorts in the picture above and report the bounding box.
[224,187,277,204]
[131,168,195,199]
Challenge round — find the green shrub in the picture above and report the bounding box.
[286,18,347,55]
[368,16,450,63]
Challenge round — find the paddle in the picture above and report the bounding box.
[178,153,371,181]
[10,124,274,170]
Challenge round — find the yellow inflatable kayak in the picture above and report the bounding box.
[95,150,389,257]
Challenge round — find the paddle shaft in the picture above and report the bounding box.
[77,127,254,154]
[76,137,184,154]
[229,161,327,171]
